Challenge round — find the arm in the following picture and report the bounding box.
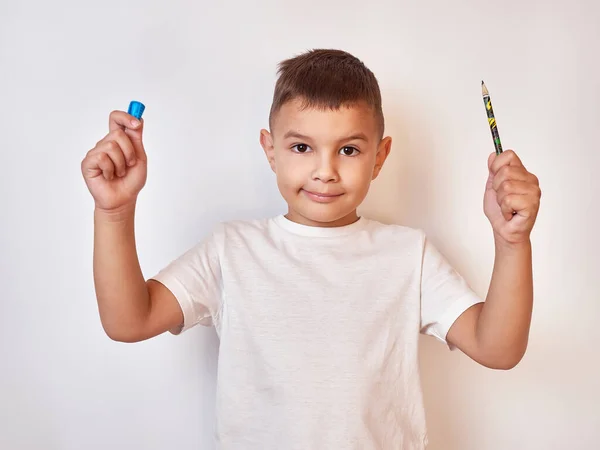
[93,204,183,342]
[83,110,182,342]
[447,239,532,369]
[447,150,541,369]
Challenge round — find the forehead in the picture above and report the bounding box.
[272,98,378,140]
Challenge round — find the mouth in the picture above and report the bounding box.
[301,189,344,203]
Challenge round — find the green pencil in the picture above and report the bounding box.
[481,81,503,155]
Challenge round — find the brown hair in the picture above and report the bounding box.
[268,49,384,138]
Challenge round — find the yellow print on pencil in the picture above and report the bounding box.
[488,117,496,128]
[486,100,491,111]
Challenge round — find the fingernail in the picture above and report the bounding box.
[131,119,140,127]
[128,158,136,167]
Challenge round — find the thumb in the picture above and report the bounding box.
[485,169,494,190]
[125,118,147,161]
[487,151,496,172]
[485,152,496,190]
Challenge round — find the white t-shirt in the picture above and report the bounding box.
[151,215,483,449]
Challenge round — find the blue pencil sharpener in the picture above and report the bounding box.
[128,100,145,120]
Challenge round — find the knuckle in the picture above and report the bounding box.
[106,140,119,152]
[497,166,509,180]
[112,128,126,139]
[98,152,111,164]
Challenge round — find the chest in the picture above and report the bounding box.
[228,240,417,315]
[217,241,421,366]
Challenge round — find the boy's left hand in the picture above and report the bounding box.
[484,150,541,246]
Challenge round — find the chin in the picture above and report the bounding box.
[280,186,363,226]
[303,210,344,224]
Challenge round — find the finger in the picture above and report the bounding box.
[81,150,104,179]
[109,110,142,133]
[84,152,115,181]
[500,194,523,221]
[123,118,147,162]
[496,180,537,208]
[487,152,496,171]
[492,165,535,191]
[108,128,137,167]
[106,116,146,162]
[99,140,127,178]
[489,149,524,175]
[500,193,537,221]
[496,180,542,204]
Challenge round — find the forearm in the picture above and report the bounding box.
[476,236,533,366]
[93,202,150,340]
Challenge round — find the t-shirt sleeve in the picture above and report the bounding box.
[150,225,224,334]
[419,234,484,349]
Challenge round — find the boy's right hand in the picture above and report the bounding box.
[81,110,147,213]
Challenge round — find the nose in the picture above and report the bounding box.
[312,153,339,183]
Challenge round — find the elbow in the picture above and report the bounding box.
[107,332,140,344]
[481,347,527,370]
[101,322,144,343]
[487,357,521,370]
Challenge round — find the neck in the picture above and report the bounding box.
[284,210,359,228]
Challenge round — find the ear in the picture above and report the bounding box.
[372,136,392,180]
[260,129,276,173]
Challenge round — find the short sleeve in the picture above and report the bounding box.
[419,234,484,349]
[150,226,224,334]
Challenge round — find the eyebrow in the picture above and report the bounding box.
[282,131,369,143]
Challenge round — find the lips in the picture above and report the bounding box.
[301,189,344,203]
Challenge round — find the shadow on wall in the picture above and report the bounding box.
[358,91,438,230]
[359,93,467,450]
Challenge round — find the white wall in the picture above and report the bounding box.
[1,1,598,449]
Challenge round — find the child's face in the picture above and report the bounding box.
[260,98,391,227]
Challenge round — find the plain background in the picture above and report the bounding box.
[1,0,598,449]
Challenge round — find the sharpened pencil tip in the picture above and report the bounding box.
[481,81,489,96]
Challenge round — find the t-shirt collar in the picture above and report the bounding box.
[273,214,367,237]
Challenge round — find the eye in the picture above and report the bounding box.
[291,144,311,153]
[339,146,359,156]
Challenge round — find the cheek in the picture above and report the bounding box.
[275,154,307,190]
[342,160,374,188]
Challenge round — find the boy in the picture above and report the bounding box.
[81,49,541,449]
